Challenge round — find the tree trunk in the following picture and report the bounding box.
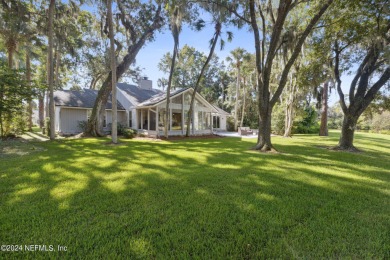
[248,0,333,152]
[186,22,221,137]
[240,77,246,127]
[0,83,3,138]
[7,47,14,68]
[90,74,103,90]
[48,0,56,140]
[319,81,329,136]
[86,5,162,137]
[26,52,33,131]
[338,115,357,150]
[283,75,295,137]
[222,82,226,104]
[38,93,44,128]
[54,42,61,87]
[234,65,240,131]
[253,107,274,151]
[107,0,117,143]
[165,34,178,139]
[284,101,293,137]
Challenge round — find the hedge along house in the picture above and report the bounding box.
[117,79,229,137]
[53,78,229,136]
[53,89,127,134]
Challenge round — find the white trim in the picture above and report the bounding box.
[137,88,218,113]
[181,93,184,135]
[55,106,126,111]
[147,108,150,130]
[156,106,159,136]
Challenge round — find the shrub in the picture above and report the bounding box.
[122,128,137,139]
[271,104,285,135]
[293,106,320,134]
[45,117,51,137]
[117,123,127,135]
[226,116,235,131]
[371,111,390,133]
[77,120,88,133]
[328,105,343,129]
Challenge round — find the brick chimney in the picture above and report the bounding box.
[138,77,152,90]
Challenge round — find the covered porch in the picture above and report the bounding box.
[135,89,217,137]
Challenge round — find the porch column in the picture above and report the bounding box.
[169,107,172,133]
[192,109,195,135]
[156,106,159,137]
[181,93,184,135]
[210,113,212,133]
[141,110,143,130]
[147,108,150,130]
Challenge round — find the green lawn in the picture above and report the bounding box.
[0,131,389,258]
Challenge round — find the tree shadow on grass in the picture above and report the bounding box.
[0,136,389,258]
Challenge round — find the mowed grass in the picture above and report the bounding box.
[0,131,389,259]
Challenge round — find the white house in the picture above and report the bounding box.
[54,78,229,136]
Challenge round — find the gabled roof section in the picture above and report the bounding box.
[117,83,163,105]
[137,87,220,114]
[137,87,189,107]
[212,105,230,116]
[54,89,126,110]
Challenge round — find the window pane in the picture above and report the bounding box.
[150,110,156,131]
[206,113,210,129]
[172,94,182,104]
[172,111,182,130]
[138,110,142,129]
[198,111,203,130]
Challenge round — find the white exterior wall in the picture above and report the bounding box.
[59,108,87,134]
[131,109,137,129]
[118,111,127,125]
[105,111,127,126]
[57,107,127,134]
[55,107,61,131]
[106,111,112,125]
[116,88,133,110]
[220,116,227,131]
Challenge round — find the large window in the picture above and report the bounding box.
[205,112,211,129]
[138,110,142,129]
[213,116,220,128]
[129,112,132,128]
[172,110,182,130]
[149,110,156,131]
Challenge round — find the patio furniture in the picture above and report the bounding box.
[238,127,253,136]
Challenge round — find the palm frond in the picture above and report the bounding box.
[194,19,205,31]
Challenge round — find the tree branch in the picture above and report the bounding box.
[249,0,262,93]
[359,66,390,115]
[267,0,276,25]
[270,0,334,107]
[333,41,348,114]
[349,48,373,103]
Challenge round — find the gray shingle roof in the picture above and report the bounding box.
[54,89,126,110]
[117,83,163,104]
[137,87,189,107]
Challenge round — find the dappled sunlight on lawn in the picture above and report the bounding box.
[0,132,389,258]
